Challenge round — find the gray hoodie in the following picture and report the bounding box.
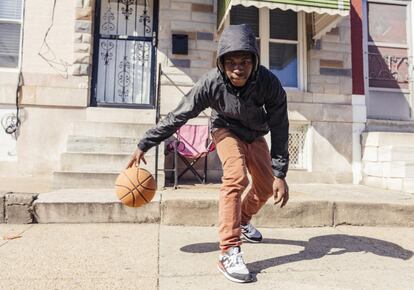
[138,24,289,178]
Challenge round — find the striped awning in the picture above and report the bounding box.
[217,0,350,39]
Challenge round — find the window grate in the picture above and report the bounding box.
[288,124,308,169]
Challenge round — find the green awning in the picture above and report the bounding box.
[217,0,350,33]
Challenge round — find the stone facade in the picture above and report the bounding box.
[0,0,360,186]
[73,0,94,76]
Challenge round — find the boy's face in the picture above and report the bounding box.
[223,51,253,87]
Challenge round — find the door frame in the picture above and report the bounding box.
[90,0,159,108]
[362,0,414,120]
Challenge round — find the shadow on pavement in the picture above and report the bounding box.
[180,234,413,273]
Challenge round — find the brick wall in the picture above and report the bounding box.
[158,0,217,83]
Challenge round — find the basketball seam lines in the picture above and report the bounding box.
[116,184,134,200]
[122,171,151,204]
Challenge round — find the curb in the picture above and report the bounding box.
[25,188,414,227]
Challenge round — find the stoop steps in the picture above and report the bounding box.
[53,108,165,190]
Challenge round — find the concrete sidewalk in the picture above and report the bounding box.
[0,224,413,290]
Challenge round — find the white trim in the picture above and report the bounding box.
[269,38,298,45]
[408,0,414,118]
[0,18,21,23]
[17,0,24,72]
[298,11,306,91]
[367,0,409,5]
[0,0,24,70]
[0,67,20,73]
[306,123,313,172]
[363,0,413,120]
[367,41,408,49]
[259,7,269,68]
[362,0,371,109]
[352,123,365,184]
[369,87,410,93]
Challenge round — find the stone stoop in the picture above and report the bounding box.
[362,132,414,193]
[31,184,414,227]
[53,110,165,190]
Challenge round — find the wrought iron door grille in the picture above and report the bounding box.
[95,0,155,106]
[288,124,308,169]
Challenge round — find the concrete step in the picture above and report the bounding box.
[32,184,414,226]
[366,119,414,133]
[66,135,140,153]
[60,152,157,172]
[53,171,165,190]
[33,189,160,223]
[71,121,154,138]
[53,171,119,189]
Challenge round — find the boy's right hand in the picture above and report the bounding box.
[126,148,147,169]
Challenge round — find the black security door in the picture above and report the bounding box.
[92,0,158,107]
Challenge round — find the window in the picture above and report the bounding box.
[0,0,24,69]
[230,5,306,89]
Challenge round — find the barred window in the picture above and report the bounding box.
[0,0,24,68]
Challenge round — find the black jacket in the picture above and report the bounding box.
[138,24,289,178]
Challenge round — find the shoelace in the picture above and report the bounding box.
[224,250,245,268]
[242,223,255,234]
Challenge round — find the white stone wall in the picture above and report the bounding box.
[362,132,414,193]
[0,0,90,179]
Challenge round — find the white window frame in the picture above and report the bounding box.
[363,0,413,94]
[0,1,25,72]
[362,0,413,117]
[229,6,306,90]
[259,8,307,91]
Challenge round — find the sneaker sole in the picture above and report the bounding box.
[241,233,262,243]
[217,264,252,283]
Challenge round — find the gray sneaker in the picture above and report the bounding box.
[217,247,252,283]
[241,223,263,243]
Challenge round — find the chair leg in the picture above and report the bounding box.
[174,142,178,189]
[177,155,204,183]
[203,155,208,184]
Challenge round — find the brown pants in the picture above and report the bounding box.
[212,128,275,253]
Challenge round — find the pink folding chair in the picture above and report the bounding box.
[166,124,215,188]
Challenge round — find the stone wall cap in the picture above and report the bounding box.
[5,192,38,205]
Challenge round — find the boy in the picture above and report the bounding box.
[127,24,289,283]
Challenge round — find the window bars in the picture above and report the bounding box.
[288,124,309,170]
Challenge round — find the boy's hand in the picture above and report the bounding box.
[273,177,289,208]
[126,148,147,169]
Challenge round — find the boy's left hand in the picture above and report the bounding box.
[273,177,289,208]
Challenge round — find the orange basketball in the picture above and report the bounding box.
[115,167,157,207]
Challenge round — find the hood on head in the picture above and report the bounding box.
[216,24,260,76]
